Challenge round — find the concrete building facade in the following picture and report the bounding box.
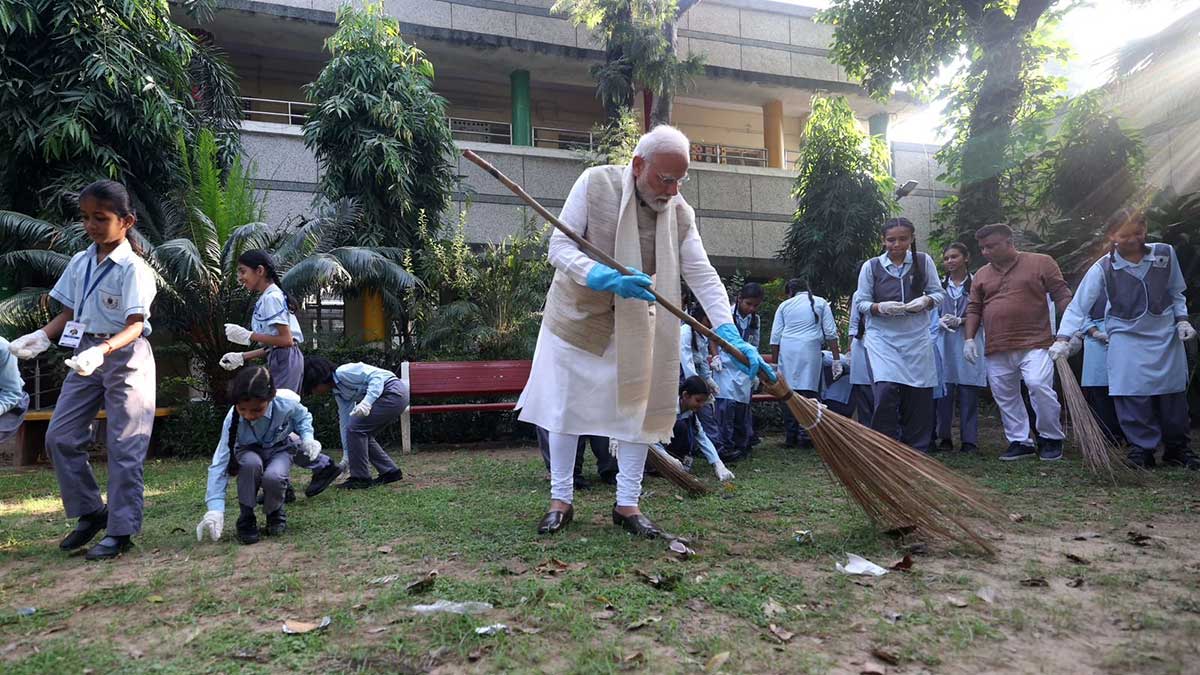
[177,0,951,277]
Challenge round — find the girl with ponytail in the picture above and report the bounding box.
[769,278,840,448]
[932,242,986,453]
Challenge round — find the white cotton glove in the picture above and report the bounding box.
[219,352,245,371]
[64,346,106,377]
[714,461,735,482]
[196,509,224,542]
[1088,329,1109,345]
[708,354,723,372]
[704,377,720,397]
[351,401,372,417]
[939,315,962,331]
[963,339,979,364]
[300,438,322,461]
[9,330,51,360]
[1178,321,1196,342]
[224,323,253,346]
[830,360,844,381]
[877,301,907,316]
[1069,334,1083,355]
[1047,340,1073,361]
[904,296,933,313]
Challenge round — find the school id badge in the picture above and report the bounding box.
[1152,254,1169,268]
[59,321,86,349]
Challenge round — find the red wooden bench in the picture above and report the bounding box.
[398,357,779,453]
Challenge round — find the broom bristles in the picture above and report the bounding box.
[645,443,709,495]
[1053,358,1130,481]
[763,377,1004,554]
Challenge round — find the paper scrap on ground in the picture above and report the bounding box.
[474,623,509,636]
[835,554,889,577]
[409,599,493,615]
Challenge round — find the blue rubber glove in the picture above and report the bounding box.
[585,263,656,303]
[713,323,776,382]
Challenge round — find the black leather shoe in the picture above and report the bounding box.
[285,484,296,503]
[536,506,573,535]
[266,508,286,537]
[306,463,345,497]
[237,505,260,545]
[374,468,403,485]
[612,508,663,539]
[60,507,108,551]
[336,476,374,490]
[573,475,593,491]
[599,470,617,486]
[84,535,132,561]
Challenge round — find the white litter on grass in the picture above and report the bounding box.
[835,553,889,577]
[474,623,509,636]
[409,599,493,615]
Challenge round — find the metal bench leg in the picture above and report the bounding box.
[401,361,412,454]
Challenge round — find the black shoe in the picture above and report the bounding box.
[612,508,663,539]
[999,442,1037,461]
[374,468,404,485]
[960,443,978,454]
[935,439,954,453]
[305,462,345,498]
[1162,447,1199,470]
[285,484,296,503]
[574,475,593,490]
[60,507,108,551]
[265,508,287,537]
[537,505,573,535]
[336,476,374,490]
[598,470,618,486]
[84,535,132,561]
[1125,447,1155,470]
[236,505,260,545]
[1039,439,1064,462]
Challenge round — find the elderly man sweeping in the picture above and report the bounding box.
[518,125,772,538]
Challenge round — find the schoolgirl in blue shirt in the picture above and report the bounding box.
[220,249,341,497]
[679,303,722,455]
[818,350,853,418]
[658,376,734,482]
[0,337,29,444]
[713,283,764,462]
[769,278,841,448]
[1079,290,1124,445]
[852,218,946,452]
[197,367,324,544]
[1054,208,1196,469]
[847,301,875,425]
[302,357,407,489]
[7,180,157,560]
[932,243,986,453]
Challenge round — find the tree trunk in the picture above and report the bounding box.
[953,1,1052,240]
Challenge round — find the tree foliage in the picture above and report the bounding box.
[0,131,414,404]
[405,214,553,361]
[779,97,896,303]
[822,0,1075,240]
[302,1,458,250]
[0,0,241,219]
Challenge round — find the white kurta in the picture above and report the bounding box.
[516,171,733,443]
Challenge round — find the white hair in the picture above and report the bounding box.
[632,124,691,162]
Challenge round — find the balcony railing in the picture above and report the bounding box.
[689,142,769,167]
[242,97,315,126]
[450,117,512,144]
[533,126,595,151]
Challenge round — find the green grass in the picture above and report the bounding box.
[0,417,1198,674]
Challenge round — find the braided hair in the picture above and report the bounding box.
[224,366,276,476]
[785,278,822,330]
[883,218,926,298]
[238,249,297,313]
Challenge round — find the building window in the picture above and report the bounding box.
[298,293,345,347]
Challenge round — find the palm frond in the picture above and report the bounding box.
[0,250,73,279]
[0,287,54,333]
[189,207,221,269]
[0,211,57,251]
[327,246,419,289]
[153,238,216,288]
[220,222,277,274]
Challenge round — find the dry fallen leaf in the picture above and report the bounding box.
[1019,577,1049,588]
[368,575,399,586]
[146,595,164,604]
[976,587,997,604]
[668,539,695,559]
[590,609,617,621]
[1064,552,1091,565]
[889,555,914,572]
[626,616,662,631]
[946,595,968,608]
[705,651,731,673]
[366,626,388,634]
[768,624,795,643]
[634,569,679,591]
[1008,513,1027,523]
[537,558,588,575]
[500,562,529,576]
[468,645,493,662]
[622,651,646,669]
[405,570,438,595]
[376,545,393,555]
[1071,531,1102,541]
[761,598,786,618]
[871,647,900,665]
[1066,577,1086,588]
[282,616,332,634]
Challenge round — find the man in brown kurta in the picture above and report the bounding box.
[964,223,1073,461]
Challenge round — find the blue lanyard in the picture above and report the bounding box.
[77,256,117,322]
[245,406,277,446]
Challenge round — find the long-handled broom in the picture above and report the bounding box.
[464,150,1004,553]
[1052,356,1131,481]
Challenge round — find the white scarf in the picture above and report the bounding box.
[612,166,681,441]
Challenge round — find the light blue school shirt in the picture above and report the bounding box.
[1081,317,1110,388]
[853,251,945,388]
[0,338,26,414]
[848,303,873,386]
[1058,247,1189,397]
[936,276,987,387]
[332,362,398,447]
[253,284,304,344]
[204,390,315,512]
[818,351,853,405]
[680,407,721,466]
[679,325,712,380]
[714,306,759,402]
[770,293,837,393]
[49,240,157,336]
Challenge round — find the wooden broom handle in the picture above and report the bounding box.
[463,149,771,380]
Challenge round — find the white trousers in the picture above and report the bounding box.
[985,348,1064,445]
[549,432,646,507]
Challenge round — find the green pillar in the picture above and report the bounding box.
[869,112,889,139]
[510,70,532,147]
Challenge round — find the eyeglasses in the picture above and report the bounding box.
[657,173,690,186]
